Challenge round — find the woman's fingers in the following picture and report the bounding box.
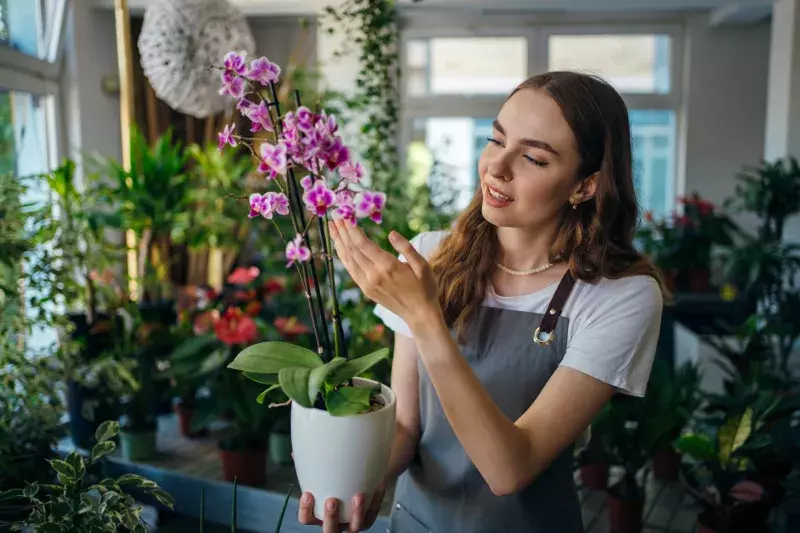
[322,498,344,533]
[348,494,366,532]
[298,492,322,526]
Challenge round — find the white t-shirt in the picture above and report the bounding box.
[373,230,664,397]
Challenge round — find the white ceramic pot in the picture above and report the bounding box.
[291,377,396,522]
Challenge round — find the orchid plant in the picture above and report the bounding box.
[215,51,390,417]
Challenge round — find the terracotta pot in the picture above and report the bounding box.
[607,492,643,533]
[580,462,609,490]
[652,448,681,481]
[175,403,200,438]
[688,268,711,292]
[219,448,266,487]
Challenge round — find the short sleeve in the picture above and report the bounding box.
[373,231,446,338]
[559,278,663,397]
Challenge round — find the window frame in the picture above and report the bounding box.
[0,0,69,170]
[398,19,686,214]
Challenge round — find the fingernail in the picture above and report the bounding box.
[326,499,337,511]
[353,495,364,508]
[301,493,310,505]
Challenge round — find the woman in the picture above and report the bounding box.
[300,71,666,532]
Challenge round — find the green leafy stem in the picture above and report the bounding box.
[227,342,389,416]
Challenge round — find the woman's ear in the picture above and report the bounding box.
[572,172,598,202]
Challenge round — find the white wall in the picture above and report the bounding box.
[62,3,122,182]
[681,15,771,216]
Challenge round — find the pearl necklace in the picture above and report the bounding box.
[496,261,555,276]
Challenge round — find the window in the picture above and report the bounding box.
[402,26,680,220]
[548,34,671,94]
[0,0,64,61]
[407,37,528,96]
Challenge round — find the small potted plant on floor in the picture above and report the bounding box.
[1,421,174,531]
[648,359,702,481]
[604,392,675,533]
[268,413,292,466]
[216,51,395,522]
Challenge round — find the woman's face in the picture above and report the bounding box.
[477,88,584,230]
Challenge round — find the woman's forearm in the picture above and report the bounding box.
[408,310,533,496]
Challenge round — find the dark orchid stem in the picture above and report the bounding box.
[231,477,237,533]
[269,81,332,360]
[292,89,348,360]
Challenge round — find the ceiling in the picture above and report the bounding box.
[91,0,773,24]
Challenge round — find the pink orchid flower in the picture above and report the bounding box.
[302,180,335,217]
[258,142,287,179]
[246,56,281,85]
[286,234,312,268]
[245,100,273,133]
[355,190,387,224]
[218,124,237,150]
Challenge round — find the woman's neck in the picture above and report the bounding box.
[496,224,558,271]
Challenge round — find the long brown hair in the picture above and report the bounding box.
[429,71,669,334]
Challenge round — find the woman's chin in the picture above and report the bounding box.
[481,203,516,227]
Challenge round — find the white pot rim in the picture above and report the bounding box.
[291,376,396,419]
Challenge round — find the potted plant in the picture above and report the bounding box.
[0,347,64,527]
[268,413,293,466]
[0,421,174,531]
[215,51,395,522]
[647,359,702,481]
[575,405,611,490]
[603,392,676,533]
[674,397,797,533]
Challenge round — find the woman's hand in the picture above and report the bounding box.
[297,485,386,533]
[328,220,441,331]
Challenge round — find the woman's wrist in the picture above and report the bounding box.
[408,303,447,340]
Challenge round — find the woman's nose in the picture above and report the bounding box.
[487,153,513,182]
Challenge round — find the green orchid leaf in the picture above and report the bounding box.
[279,367,314,408]
[674,433,716,462]
[326,348,389,386]
[719,408,753,463]
[91,441,116,463]
[243,372,279,385]
[325,386,372,417]
[256,384,281,404]
[308,357,348,405]
[95,420,120,443]
[196,348,229,376]
[228,342,323,375]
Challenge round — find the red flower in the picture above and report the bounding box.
[231,289,257,303]
[697,200,714,216]
[244,300,262,317]
[193,309,220,335]
[364,324,385,342]
[644,211,654,222]
[262,276,287,299]
[227,266,260,285]
[215,308,258,346]
[274,316,311,340]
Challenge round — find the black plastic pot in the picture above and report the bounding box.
[66,379,119,450]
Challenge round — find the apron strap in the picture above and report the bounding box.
[533,270,576,346]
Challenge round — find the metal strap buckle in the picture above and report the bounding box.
[533,326,555,346]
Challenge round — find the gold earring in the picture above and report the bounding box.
[570,196,580,210]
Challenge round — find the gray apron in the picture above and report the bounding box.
[390,272,584,533]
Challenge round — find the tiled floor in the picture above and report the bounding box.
[72,415,792,532]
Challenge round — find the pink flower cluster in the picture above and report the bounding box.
[217,51,388,269]
[249,192,290,219]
